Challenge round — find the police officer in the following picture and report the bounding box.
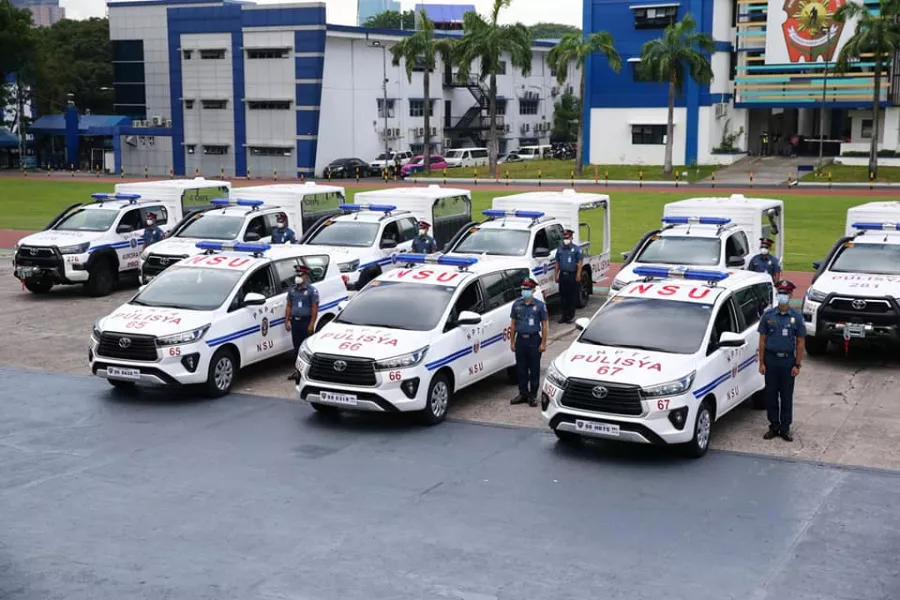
[411,221,438,253]
[748,238,781,281]
[509,279,549,406]
[757,280,806,442]
[285,265,319,380]
[271,214,297,244]
[142,212,164,248]
[554,229,583,324]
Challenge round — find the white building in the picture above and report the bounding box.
[106,0,575,178]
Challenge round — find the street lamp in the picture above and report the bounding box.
[370,41,390,168]
[818,24,832,170]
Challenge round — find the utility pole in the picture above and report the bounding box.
[819,24,832,170]
[371,41,390,166]
[16,74,24,167]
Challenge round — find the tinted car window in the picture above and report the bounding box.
[55,208,120,232]
[244,216,267,240]
[635,236,722,267]
[830,243,900,275]
[133,267,243,311]
[453,228,530,256]
[119,209,143,231]
[480,272,508,310]
[176,215,244,240]
[733,286,762,329]
[397,217,418,242]
[335,281,454,331]
[503,268,529,302]
[306,222,379,247]
[141,206,168,225]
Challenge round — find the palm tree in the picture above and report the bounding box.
[639,14,714,176]
[453,0,532,177]
[390,11,456,174]
[833,0,900,179]
[548,32,621,177]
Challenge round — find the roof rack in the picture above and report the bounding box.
[632,265,730,284]
[392,253,478,271]
[195,240,271,257]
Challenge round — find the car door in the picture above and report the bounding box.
[379,220,412,255]
[731,283,769,400]
[243,214,270,243]
[443,279,486,390]
[531,226,557,294]
[115,208,145,271]
[705,295,744,414]
[474,270,513,377]
[228,264,281,364]
[724,232,749,268]
[396,217,419,246]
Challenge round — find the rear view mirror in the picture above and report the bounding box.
[812,260,822,270]
[621,251,632,260]
[718,332,745,348]
[727,256,744,267]
[574,317,590,331]
[336,300,349,312]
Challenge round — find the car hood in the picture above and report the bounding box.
[98,303,211,337]
[554,341,697,388]
[146,237,208,257]
[308,322,428,361]
[18,230,99,248]
[810,271,900,299]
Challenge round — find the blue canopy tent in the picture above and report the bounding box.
[28,108,131,171]
[0,128,19,149]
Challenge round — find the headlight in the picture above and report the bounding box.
[806,287,827,303]
[610,278,626,291]
[92,322,102,341]
[155,325,210,347]
[546,361,567,388]
[58,242,90,255]
[140,248,150,261]
[297,339,313,365]
[338,259,360,273]
[642,371,696,398]
[373,346,429,370]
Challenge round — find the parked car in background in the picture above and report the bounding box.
[370,150,414,171]
[323,158,373,179]
[499,152,524,164]
[401,155,448,178]
[444,147,489,168]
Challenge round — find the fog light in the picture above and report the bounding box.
[668,406,689,430]
[541,393,549,411]
[72,263,86,271]
[181,353,200,373]
[401,377,420,399]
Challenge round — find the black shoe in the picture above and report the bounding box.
[780,430,793,442]
[510,394,527,405]
[763,427,779,440]
[528,396,538,407]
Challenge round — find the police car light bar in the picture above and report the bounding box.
[339,203,397,212]
[209,198,231,206]
[392,253,479,268]
[661,216,732,225]
[91,193,142,202]
[235,199,265,207]
[195,241,272,254]
[852,221,900,231]
[482,209,545,219]
[632,266,730,282]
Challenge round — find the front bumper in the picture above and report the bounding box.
[803,297,900,342]
[13,247,90,284]
[88,337,211,387]
[295,359,426,412]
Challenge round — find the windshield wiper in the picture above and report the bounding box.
[612,343,659,352]
[130,299,148,306]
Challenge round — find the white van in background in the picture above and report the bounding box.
[516,145,551,161]
[444,147,489,168]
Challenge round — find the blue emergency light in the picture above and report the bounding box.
[482,209,545,219]
[632,266,730,282]
[339,203,397,212]
[661,216,731,225]
[195,241,272,254]
[209,198,231,206]
[851,221,900,231]
[235,199,265,207]
[392,253,479,268]
[91,193,142,203]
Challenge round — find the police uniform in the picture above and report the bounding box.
[286,266,319,378]
[747,238,781,281]
[757,280,805,441]
[272,225,297,244]
[510,280,548,406]
[411,221,438,254]
[555,229,583,323]
[142,214,164,248]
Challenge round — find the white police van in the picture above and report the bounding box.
[802,202,900,355]
[295,254,541,424]
[139,183,346,283]
[613,194,785,291]
[541,265,776,457]
[299,185,472,290]
[13,177,229,296]
[444,189,611,307]
[90,241,349,397]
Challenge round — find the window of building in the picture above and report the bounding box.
[519,99,539,115]
[632,124,667,145]
[498,61,507,75]
[199,49,226,59]
[201,99,228,109]
[730,51,737,80]
[184,99,194,109]
[633,4,678,28]
[249,147,293,156]
[247,100,291,110]
[409,99,435,118]
[183,50,192,60]
[495,98,508,116]
[186,145,196,154]
[246,48,290,59]
[861,119,873,139]
[630,60,654,82]
[377,98,396,118]
[203,145,229,155]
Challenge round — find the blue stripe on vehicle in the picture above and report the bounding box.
[203,297,346,348]
[692,355,758,398]
[481,333,504,348]
[425,346,473,371]
[320,296,348,310]
[358,257,393,272]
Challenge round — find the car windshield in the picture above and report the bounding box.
[176,214,244,240]
[335,281,454,331]
[374,153,390,161]
[55,208,119,232]
[635,236,721,266]
[452,228,530,256]
[580,297,714,355]
[131,267,243,311]
[306,221,379,247]
[830,243,900,275]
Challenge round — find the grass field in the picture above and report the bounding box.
[799,163,900,183]
[2,178,896,271]
[417,160,718,182]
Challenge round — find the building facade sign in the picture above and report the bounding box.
[765,0,858,64]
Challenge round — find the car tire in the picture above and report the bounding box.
[85,258,115,297]
[419,372,451,426]
[553,428,580,444]
[204,348,237,398]
[683,400,713,458]
[108,379,135,390]
[805,335,828,356]
[310,402,340,417]
[24,280,53,294]
[576,269,592,309]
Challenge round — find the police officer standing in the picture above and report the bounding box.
[411,221,438,253]
[271,214,297,244]
[554,229,583,324]
[757,280,805,442]
[509,279,549,406]
[285,265,319,380]
[748,238,781,281]
[142,212,164,248]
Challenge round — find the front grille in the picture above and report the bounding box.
[821,296,900,327]
[97,332,159,362]
[308,353,377,387]
[143,254,187,276]
[559,378,643,416]
[15,246,61,268]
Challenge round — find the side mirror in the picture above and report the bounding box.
[621,251,632,260]
[574,317,590,331]
[812,260,822,270]
[243,292,266,306]
[727,255,745,267]
[138,284,148,292]
[456,310,482,325]
[380,238,398,249]
[336,300,349,312]
[244,231,261,242]
[718,331,745,348]
[533,247,551,258]
[117,224,134,234]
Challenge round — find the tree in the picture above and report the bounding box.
[639,14,714,175]
[551,89,579,142]
[454,0,532,177]
[548,31,620,176]
[834,0,900,179]
[0,0,38,138]
[529,23,582,40]
[390,10,456,173]
[363,9,416,30]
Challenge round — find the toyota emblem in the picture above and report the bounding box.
[591,386,609,399]
[851,299,867,310]
[28,248,37,256]
[118,337,132,348]
[333,360,347,372]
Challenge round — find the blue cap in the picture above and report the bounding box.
[235,199,265,207]
[195,241,272,253]
[632,266,730,282]
[339,203,397,212]
[482,209,545,219]
[661,216,732,225]
[210,198,231,206]
[851,221,900,231]
[392,253,479,267]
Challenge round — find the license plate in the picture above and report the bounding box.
[845,323,866,339]
[320,391,357,406]
[107,366,140,380]
[575,420,619,436]
[15,266,40,278]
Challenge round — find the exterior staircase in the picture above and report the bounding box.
[444,73,501,147]
[703,155,833,186]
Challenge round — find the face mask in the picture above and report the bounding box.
[760,248,769,255]
[563,239,572,246]
[522,290,533,299]
[146,221,154,227]
[279,222,286,229]
[777,294,789,305]
[295,276,304,285]
[419,229,427,236]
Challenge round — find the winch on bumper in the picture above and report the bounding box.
[804,293,900,342]
[13,245,90,284]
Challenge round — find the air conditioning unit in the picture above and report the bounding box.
[151,116,163,126]
[431,127,438,136]
[417,127,425,136]
[715,102,728,119]
[505,124,511,133]
[133,120,145,127]
[394,128,401,137]
[551,87,559,96]
[566,85,573,95]
[525,123,531,132]
[443,138,452,148]
[165,119,172,128]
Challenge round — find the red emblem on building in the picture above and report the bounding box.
[781,0,846,63]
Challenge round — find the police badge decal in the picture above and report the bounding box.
[780,0,846,63]
[261,317,269,337]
